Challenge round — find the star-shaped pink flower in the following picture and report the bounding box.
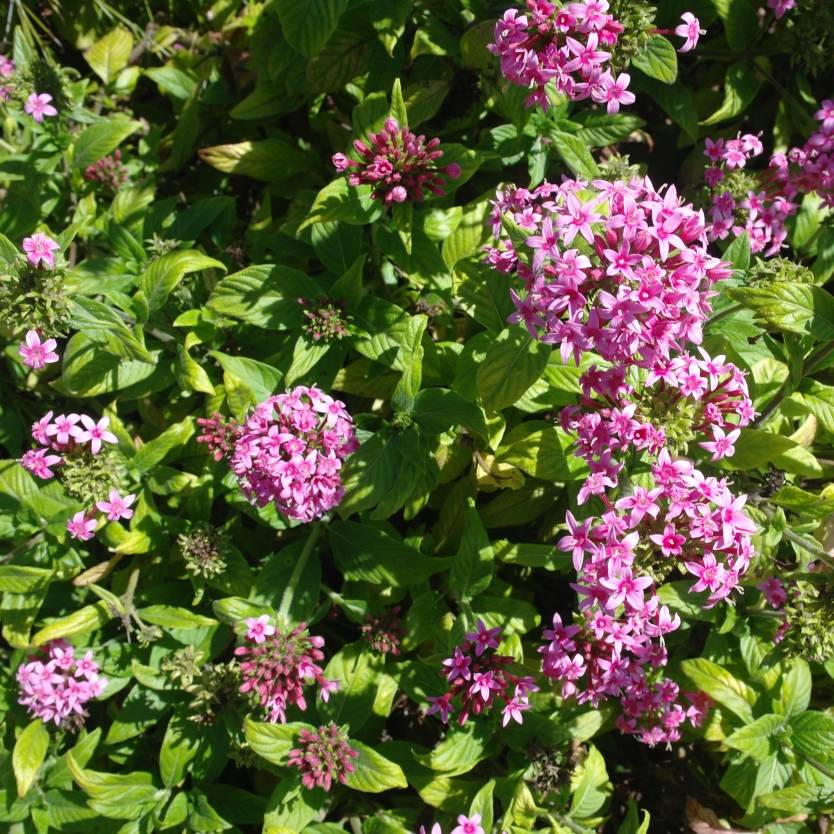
[18,329,59,370]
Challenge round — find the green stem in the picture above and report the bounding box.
[545,812,593,834]
[782,528,834,570]
[707,303,745,326]
[277,523,322,625]
[804,755,834,780]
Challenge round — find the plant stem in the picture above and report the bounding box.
[277,523,322,624]
[707,303,744,326]
[804,755,834,780]
[782,528,834,570]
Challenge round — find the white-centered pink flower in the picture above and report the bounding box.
[675,12,705,52]
[67,511,97,541]
[244,615,276,645]
[46,413,82,446]
[18,329,59,370]
[76,415,117,454]
[24,92,57,123]
[22,233,60,269]
[95,490,135,521]
[0,54,14,77]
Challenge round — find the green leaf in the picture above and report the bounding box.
[721,428,797,470]
[711,0,758,52]
[547,129,600,178]
[209,352,283,404]
[13,720,49,798]
[774,658,812,718]
[415,723,492,776]
[130,418,195,473]
[84,28,133,84]
[441,199,490,269]
[412,388,487,437]
[139,251,225,314]
[245,719,308,766]
[32,602,113,647]
[702,62,761,125]
[477,329,551,412]
[725,714,784,762]
[631,35,678,84]
[680,659,756,723]
[570,745,609,819]
[275,0,349,57]
[616,800,650,834]
[390,77,408,126]
[300,179,382,230]
[450,500,494,603]
[139,605,217,630]
[68,297,152,362]
[0,565,53,593]
[344,742,407,792]
[790,711,834,759]
[66,755,158,820]
[723,232,751,273]
[318,644,378,732]
[329,521,450,586]
[307,19,376,93]
[469,781,495,834]
[729,282,834,339]
[160,715,203,788]
[72,118,140,170]
[199,140,314,182]
[573,112,646,147]
[392,314,427,408]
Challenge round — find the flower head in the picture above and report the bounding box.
[67,511,97,541]
[24,92,57,123]
[95,490,136,521]
[675,12,705,52]
[22,233,60,269]
[76,415,117,455]
[287,722,358,790]
[18,329,59,370]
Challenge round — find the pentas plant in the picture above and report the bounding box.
[16,640,106,730]
[428,620,539,726]
[287,723,358,791]
[197,386,358,523]
[419,817,486,834]
[236,617,338,723]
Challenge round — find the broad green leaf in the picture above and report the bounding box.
[702,62,761,125]
[199,140,314,182]
[450,500,494,603]
[307,19,376,93]
[32,602,113,646]
[68,297,152,362]
[66,755,158,820]
[414,723,492,776]
[774,658,812,718]
[84,28,133,84]
[469,781,495,834]
[680,658,756,723]
[729,282,834,339]
[299,179,382,230]
[790,711,834,759]
[13,720,49,798]
[144,67,198,100]
[477,329,550,412]
[130,418,195,473]
[722,429,797,470]
[712,0,758,51]
[139,251,225,314]
[725,714,784,762]
[245,719,312,766]
[441,199,490,269]
[209,352,283,404]
[631,36,678,84]
[72,118,140,170]
[412,388,487,437]
[275,0,349,57]
[160,715,204,788]
[344,742,407,792]
[570,745,609,819]
[547,129,600,178]
[0,565,53,593]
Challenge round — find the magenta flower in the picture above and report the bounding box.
[0,54,14,77]
[287,723,358,791]
[24,92,58,123]
[245,614,276,645]
[46,413,82,447]
[76,415,117,454]
[18,329,59,370]
[674,12,704,52]
[758,578,787,609]
[451,815,485,834]
[767,0,795,18]
[95,490,135,521]
[67,511,97,541]
[17,640,106,729]
[699,425,740,461]
[595,71,636,114]
[22,233,60,269]
[465,619,502,656]
[20,448,62,479]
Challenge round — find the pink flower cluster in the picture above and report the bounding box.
[83,150,128,191]
[236,619,338,723]
[703,133,796,256]
[287,722,358,791]
[20,411,134,542]
[18,329,59,370]
[17,640,106,729]
[427,620,539,726]
[489,1,631,111]
[198,386,358,523]
[332,118,460,204]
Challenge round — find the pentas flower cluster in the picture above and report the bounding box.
[83,150,128,191]
[20,410,133,542]
[420,817,485,834]
[236,618,338,723]
[287,722,358,791]
[703,132,796,256]
[17,640,106,729]
[197,386,358,523]
[489,1,703,112]
[332,118,460,204]
[427,620,538,726]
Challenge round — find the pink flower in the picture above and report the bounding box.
[451,815,484,834]
[758,577,787,608]
[0,54,14,77]
[76,415,117,454]
[649,524,686,557]
[465,619,502,656]
[46,413,82,446]
[767,0,795,18]
[288,723,358,791]
[20,448,62,479]
[245,614,276,645]
[24,92,58,123]
[67,511,97,541]
[18,329,59,370]
[95,490,136,521]
[675,13,704,52]
[699,425,740,461]
[22,233,60,269]
[597,71,635,114]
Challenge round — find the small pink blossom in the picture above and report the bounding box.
[22,233,60,269]
[675,12,704,52]
[67,511,97,541]
[76,415,117,454]
[95,490,136,522]
[18,329,59,370]
[20,448,62,479]
[451,815,485,834]
[245,614,276,645]
[767,0,795,18]
[0,54,14,77]
[24,92,57,123]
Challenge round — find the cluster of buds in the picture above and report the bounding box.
[300,298,349,342]
[287,722,358,791]
[236,617,339,723]
[332,118,461,205]
[17,640,106,729]
[83,150,129,191]
[198,386,358,523]
[427,620,538,726]
[178,523,228,580]
[361,606,404,657]
[20,410,134,542]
